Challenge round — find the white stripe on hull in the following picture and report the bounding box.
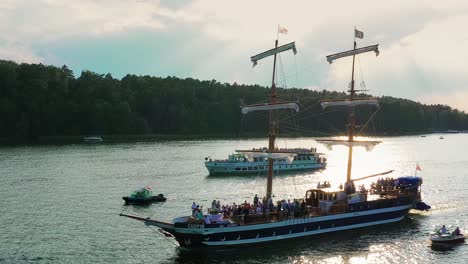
[202,215,406,246]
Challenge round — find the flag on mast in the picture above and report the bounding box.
[416,163,422,171]
[278,25,288,34]
[355,28,364,39]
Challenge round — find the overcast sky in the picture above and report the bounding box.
[2,0,468,111]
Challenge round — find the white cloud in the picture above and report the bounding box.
[0,41,42,63]
[0,0,179,43]
[420,89,468,112]
[0,0,183,62]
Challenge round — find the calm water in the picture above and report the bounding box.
[1,134,467,263]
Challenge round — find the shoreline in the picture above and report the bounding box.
[0,130,460,146]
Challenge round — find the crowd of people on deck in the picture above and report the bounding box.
[316,179,396,195]
[189,177,419,222]
[369,178,397,194]
[317,181,331,189]
[190,194,308,222]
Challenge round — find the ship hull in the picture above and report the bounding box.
[161,204,413,248]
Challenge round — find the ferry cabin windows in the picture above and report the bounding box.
[294,155,313,161]
[252,157,265,162]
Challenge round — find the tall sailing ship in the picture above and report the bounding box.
[120,28,429,248]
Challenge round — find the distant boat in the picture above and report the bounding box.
[83,136,103,143]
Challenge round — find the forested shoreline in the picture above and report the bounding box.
[1,60,467,144]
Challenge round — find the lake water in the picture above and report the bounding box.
[1,134,467,263]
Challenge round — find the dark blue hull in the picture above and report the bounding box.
[163,204,413,248]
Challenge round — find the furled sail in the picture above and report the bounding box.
[326,44,379,64]
[237,150,297,163]
[320,98,379,109]
[241,102,299,114]
[251,42,297,67]
[316,139,381,151]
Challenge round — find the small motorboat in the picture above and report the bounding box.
[430,227,465,245]
[122,186,166,205]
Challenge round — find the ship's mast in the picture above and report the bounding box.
[346,35,357,184]
[320,28,380,188]
[266,39,279,200]
[243,34,298,200]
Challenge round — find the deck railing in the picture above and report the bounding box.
[228,204,350,225]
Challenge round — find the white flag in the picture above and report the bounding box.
[278,26,288,34]
[355,29,364,39]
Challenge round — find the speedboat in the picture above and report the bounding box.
[430,229,465,245]
[122,187,166,205]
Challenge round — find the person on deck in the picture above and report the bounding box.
[196,209,204,221]
[440,225,447,234]
[455,227,461,236]
[191,202,197,214]
[359,184,367,194]
[192,205,200,217]
[253,194,259,205]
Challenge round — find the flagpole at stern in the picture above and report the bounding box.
[354,25,356,43]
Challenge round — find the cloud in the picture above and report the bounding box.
[0,0,180,45]
[0,41,42,63]
[353,14,468,110]
[420,89,468,112]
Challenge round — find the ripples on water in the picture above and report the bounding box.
[0,135,467,263]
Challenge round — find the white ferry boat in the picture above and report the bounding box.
[204,147,326,175]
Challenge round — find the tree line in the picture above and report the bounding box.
[0,60,467,144]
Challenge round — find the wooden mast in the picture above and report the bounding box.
[322,28,380,186]
[346,32,357,184]
[245,30,297,200]
[266,38,279,200]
